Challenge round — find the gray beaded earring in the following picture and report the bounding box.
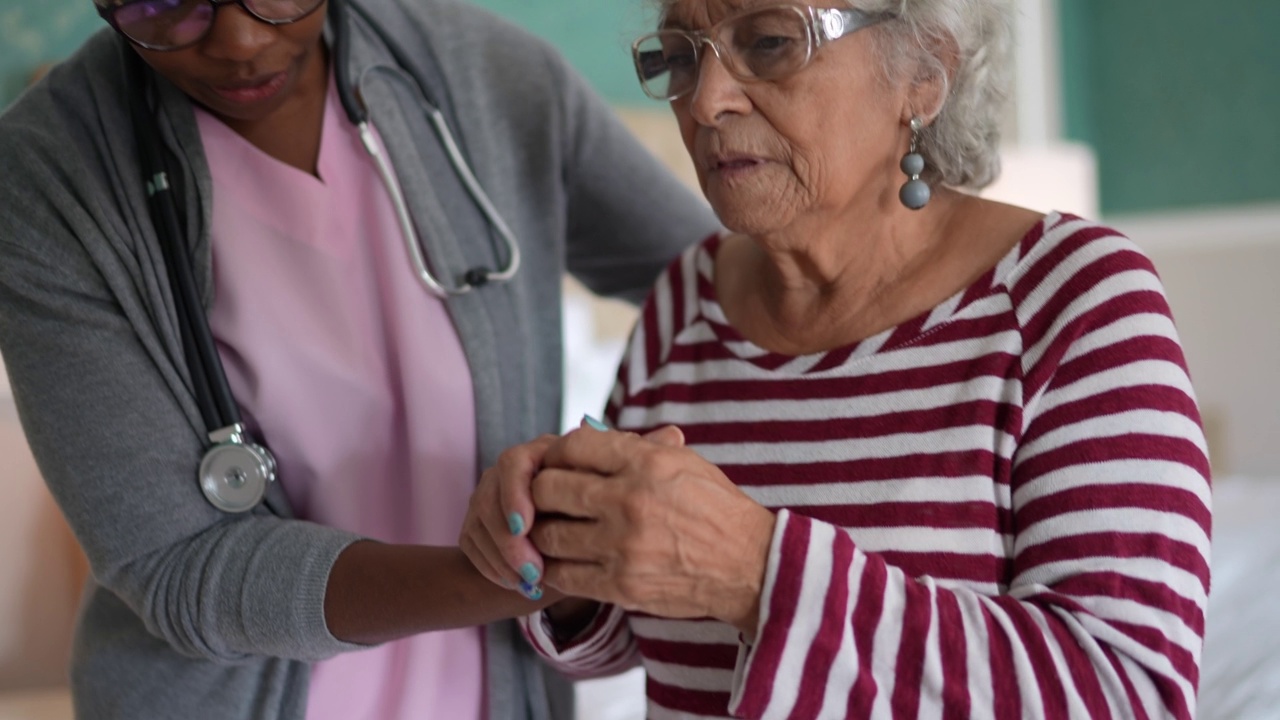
[899,117,931,210]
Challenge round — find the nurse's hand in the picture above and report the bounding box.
[529,428,776,639]
[460,434,558,600]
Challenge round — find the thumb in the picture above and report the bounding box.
[642,424,685,447]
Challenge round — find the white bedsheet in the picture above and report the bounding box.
[1199,475,1280,719]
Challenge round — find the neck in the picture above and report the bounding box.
[220,41,330,176]
[718,187,976,355]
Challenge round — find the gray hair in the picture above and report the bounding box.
[856,0,1014,189]
[649,0,1013,189]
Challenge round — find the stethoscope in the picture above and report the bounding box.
[127,0,521,513]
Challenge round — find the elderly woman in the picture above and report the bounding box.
[461,0,1210,717]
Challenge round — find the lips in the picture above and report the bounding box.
[210,71,289,105]
[712,156,762,170]
[706,152,769,175]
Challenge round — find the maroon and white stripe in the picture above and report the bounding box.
[522,213,1210,719]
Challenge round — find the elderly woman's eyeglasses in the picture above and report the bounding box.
[96,0,325,51]
[632,4,894,101]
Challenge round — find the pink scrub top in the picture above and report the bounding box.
[195,72,483,720]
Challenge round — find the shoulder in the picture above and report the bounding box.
[1006,213,1159,293]
[1002,212,1168,325]
[629,234,721,352]
[362,0,574,92]
[643,233,722,322]
[1003,214,1188,391]
[352,0,595,157]
[0,29,126,158]
[0,30,131,249]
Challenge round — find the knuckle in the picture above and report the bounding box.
[493,529,521,554]
[615,574,647,606]
[635,447,674,477]
[496,446,520,469]
[529,523,556,555]
[620,488,654,526]
[618,533,647,562]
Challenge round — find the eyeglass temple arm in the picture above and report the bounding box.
[816,8,896,42]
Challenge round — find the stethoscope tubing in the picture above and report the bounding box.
[335,0,520,297]
[126,49,242,433]
[354,65,522,297]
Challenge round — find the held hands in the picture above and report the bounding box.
[459,421,777,636]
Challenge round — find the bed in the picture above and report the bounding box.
[1196,475,1280,719]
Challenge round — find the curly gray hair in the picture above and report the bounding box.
[857,0,1014,189]
[650,0,1014,190]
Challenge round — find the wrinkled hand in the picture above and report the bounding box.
[529,427,776,636]
[459,423,691,602]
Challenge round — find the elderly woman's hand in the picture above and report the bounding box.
[530,427,777,637]
[459,424,695,602]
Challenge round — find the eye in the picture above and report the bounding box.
[751,35,794,53]
[657,34,698,72]
[732,8,807,54]
[664,49,697,70]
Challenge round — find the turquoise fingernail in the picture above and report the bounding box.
[583,414,609,431]
[519,581,543,601]
[520,562,541,584]
[507,512,525,536]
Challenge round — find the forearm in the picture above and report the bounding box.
[732,510,1204,720]
[325,540,559,645]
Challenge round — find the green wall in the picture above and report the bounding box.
[0,2,101,108]
[0,0,657,108]
[468,0,656,105]
[5,0,1276,215]
[1060,0,1280,214]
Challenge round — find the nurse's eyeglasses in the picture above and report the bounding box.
[631,3,895,101]
[96,0,326,51]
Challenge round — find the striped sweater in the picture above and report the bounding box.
[522,212,1211,719]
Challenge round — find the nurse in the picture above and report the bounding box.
[0,0,718,718]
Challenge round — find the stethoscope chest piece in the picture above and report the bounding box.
[198,424,277,513]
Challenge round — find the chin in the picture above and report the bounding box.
[707,194,795,238]
[713,211,791,238]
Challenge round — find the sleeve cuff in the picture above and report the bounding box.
[518,603,636,677]
[728,509,819,718]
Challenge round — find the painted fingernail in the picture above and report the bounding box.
[507,512,525,536]
[519,562,541,584]
[519,581,544,601]
[582,414,609,431]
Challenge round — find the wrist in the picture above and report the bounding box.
[722,505,776,641]
[544,597,602,645]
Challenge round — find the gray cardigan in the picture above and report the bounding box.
[0,0,717,717]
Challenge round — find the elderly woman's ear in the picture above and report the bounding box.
[900,29,962,127]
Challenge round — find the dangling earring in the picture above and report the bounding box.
[899,117,931,210]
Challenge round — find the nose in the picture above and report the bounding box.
[685,40,752,126]
[201,4,275,62]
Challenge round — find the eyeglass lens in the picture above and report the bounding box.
[112,0,321,50]
[635,7,812,100]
